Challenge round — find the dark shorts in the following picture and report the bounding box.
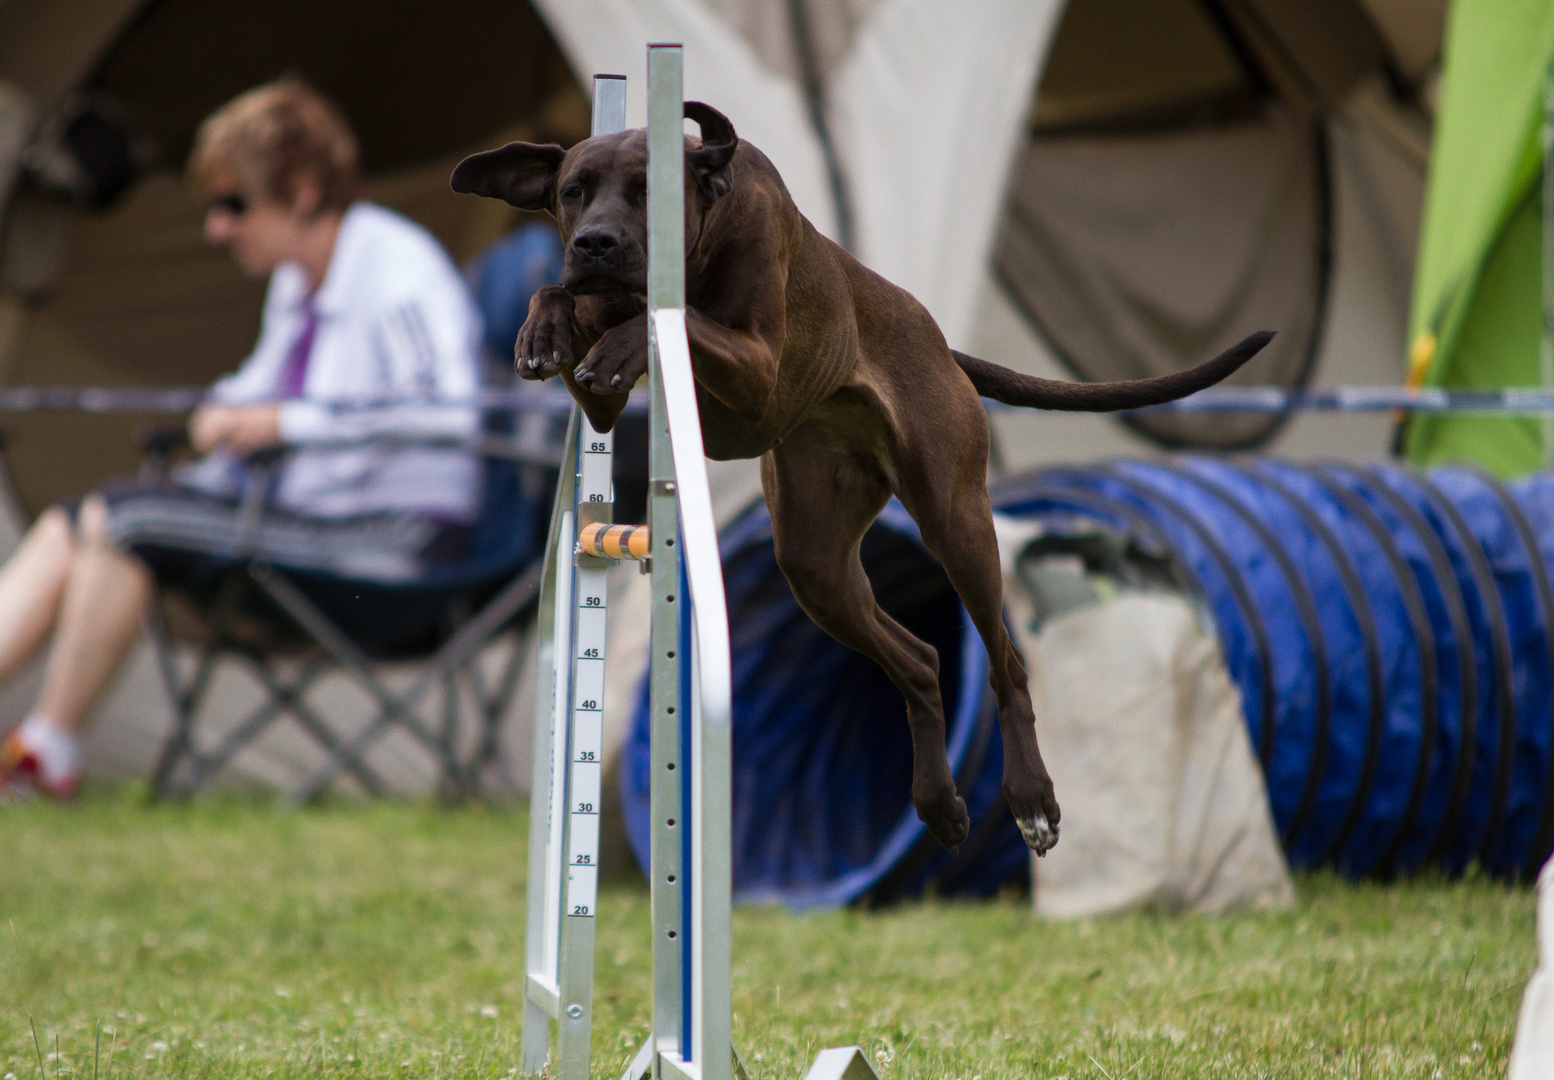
[64,479,475,649]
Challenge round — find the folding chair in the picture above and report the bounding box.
[144,428,556,802]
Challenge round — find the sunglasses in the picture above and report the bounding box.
[208,193,249,217]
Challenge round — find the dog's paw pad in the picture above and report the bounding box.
[1017,813,1058,856]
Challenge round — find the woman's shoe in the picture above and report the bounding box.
[0,722,82,799]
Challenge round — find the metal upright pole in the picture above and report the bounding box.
[628,42,873,1080]
[641,42,736,1080]
[646,40,690,1072]
[521,405,577,1074]
[521,72,627,1080]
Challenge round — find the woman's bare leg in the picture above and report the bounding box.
[0,507,76,684]
[33,495,152,732]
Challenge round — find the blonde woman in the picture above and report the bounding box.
[1,80,482,797]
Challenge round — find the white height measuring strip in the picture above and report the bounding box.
[564,426,614,918]
[542,508,574,981]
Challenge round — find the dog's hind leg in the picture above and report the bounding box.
[892,430,1060,855]
[762,430,972,850]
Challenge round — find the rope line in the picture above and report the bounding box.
[6,384,1554,416]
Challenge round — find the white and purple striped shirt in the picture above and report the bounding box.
[184,202,483,522]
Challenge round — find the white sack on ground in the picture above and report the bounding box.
[1509,856,1554,1080]
[995,516,1294,918]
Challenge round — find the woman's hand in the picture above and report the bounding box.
[188,404,283,454]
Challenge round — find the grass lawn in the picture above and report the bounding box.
[0,789,1537,1079]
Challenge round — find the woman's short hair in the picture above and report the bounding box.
[188,79,361,212]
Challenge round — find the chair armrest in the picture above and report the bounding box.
[134,425,191,481]
[243,445,290,469]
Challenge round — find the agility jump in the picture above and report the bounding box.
[510,50,878,1080]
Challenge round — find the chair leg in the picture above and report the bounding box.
[145,602,226,801]
[179,655,346,792]
[252,565,467,794]
[262,562,543,803]
[145,603,194,800]
[466,628,527,799]
[440,670,463,803]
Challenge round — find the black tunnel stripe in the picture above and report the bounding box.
[1414,470,1518,866]
[1239,463,1385,868]
[1304,464,1439,877]
[1466,466,1554,877]
[1359,465,1480,867]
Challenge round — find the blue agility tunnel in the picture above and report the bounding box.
[619,500,1028,908]
[622,459,1554,904]
[992,459,1554,880]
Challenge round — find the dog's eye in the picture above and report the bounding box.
[560,184,584,201]
[633,187,647,206]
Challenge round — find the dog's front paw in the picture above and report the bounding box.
[1016,813,1059,856]
[575,313,648,394]
[1006,769,1061,856]
[514,285,576,380]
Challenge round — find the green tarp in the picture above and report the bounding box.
[1405,0,1554,477]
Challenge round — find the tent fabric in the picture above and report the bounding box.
[995,109,1329,449]
[0,0,1444,502]
[987,0,1414,450]
[991,459,1554,880]
[533,0,1059,351]
[0,0,1449,795]
[822,0,1061,350]
[1405,0,1554,476]
[528,0,840,243]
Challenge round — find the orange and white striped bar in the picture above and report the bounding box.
[579,522,650,561]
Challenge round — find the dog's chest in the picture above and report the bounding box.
[696,392,779,460]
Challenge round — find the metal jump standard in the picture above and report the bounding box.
[519,47,880,1080]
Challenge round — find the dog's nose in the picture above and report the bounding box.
[572,226,622,260]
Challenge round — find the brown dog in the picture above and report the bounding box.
[452,103,1270,855]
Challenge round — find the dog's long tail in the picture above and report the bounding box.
[952,330,1273,412]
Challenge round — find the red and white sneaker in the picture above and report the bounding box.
[1,718,82,800]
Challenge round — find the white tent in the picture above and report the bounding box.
[536,0,1438,459]
[0,0,1444,792]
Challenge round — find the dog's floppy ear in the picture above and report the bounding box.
[450,142,566,211]
[684,102,736,201]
